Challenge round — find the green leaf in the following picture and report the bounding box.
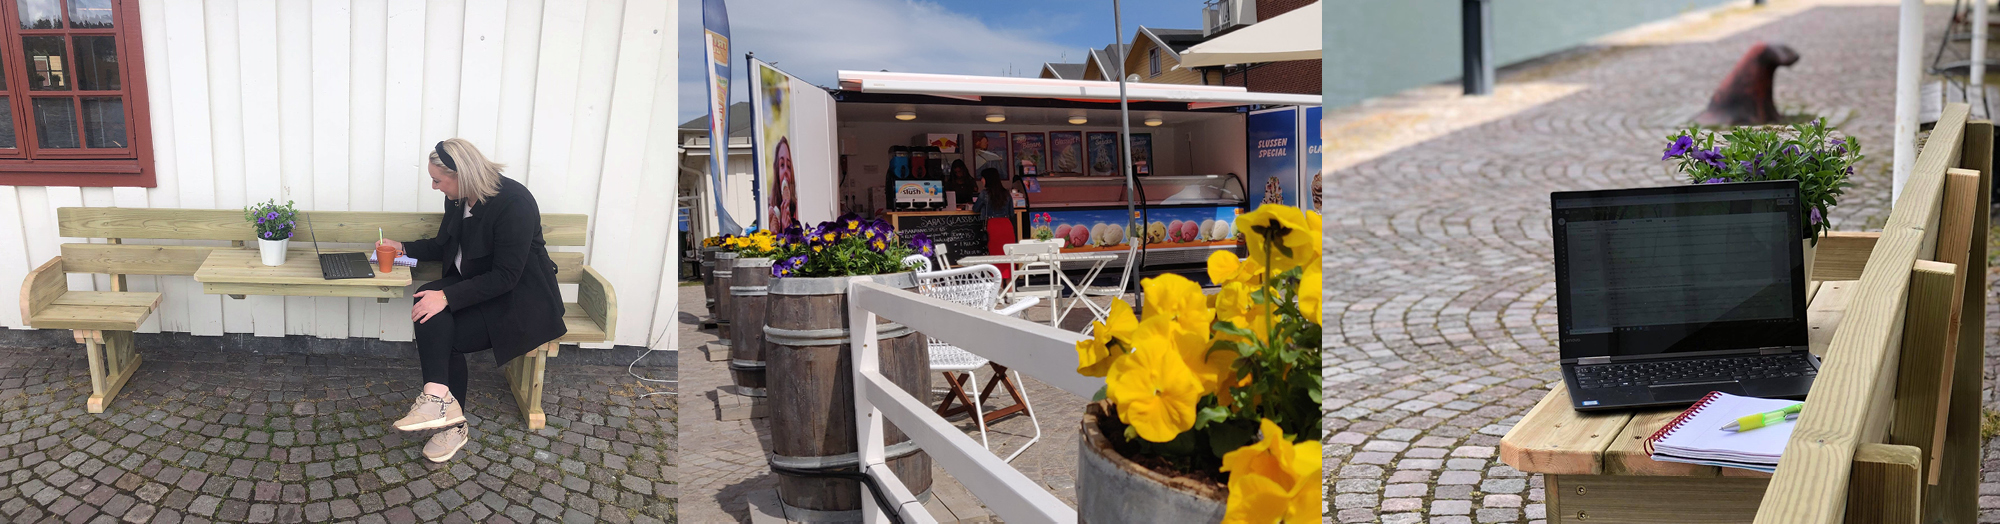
[1205,420,1255,459]
[1092,386,1108,402]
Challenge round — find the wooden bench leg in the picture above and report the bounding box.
[76,330,139,414]
[505,343,550,430]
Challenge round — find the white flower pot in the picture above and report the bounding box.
[259,238,289,266]
[1804,238,1816,283]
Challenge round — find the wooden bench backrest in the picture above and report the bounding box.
[57,208,589,246]
[1754,104,1991,524]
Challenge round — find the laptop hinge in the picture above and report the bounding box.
[1578,356,1612,365]
[1759,347,1792,355]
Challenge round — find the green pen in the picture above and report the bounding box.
[1719,402,1803,432]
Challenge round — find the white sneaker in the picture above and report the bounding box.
[423,423,469,463]
[393,392,466,432]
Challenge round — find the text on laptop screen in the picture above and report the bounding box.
[1553,183,1807,358]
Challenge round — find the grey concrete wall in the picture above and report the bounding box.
[1325,0,1743,108]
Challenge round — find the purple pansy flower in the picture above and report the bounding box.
[1702,178,1729,184]
[772,255,807,278]
[909,233,935,258]
[1663,135,1694,160]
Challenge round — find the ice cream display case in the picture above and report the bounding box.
[1023,174,1247,268]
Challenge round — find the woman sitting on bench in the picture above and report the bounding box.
[374,138,567,463]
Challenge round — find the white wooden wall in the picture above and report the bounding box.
[0,0,679,350]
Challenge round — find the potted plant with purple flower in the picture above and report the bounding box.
[243,199,298,266]
[1662,118,1860,280]
[759,213,938,514]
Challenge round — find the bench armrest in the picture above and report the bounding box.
[578,265,616,342]
[20,256,64,323]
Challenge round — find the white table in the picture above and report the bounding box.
[957,252,1118,329]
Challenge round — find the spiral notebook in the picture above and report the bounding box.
[1643,391,1800,473]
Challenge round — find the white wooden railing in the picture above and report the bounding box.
[847,278,1104,524]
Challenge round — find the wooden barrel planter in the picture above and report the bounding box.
[728,257,772,397]
[1076,401,1225,523]
[700,247,721,314]
[713,252,739,332]
[764,272,933,521]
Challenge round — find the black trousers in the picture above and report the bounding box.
[413,277,492,405]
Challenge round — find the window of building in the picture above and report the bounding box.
[1148,48,1161,77]
[0,0,154,187]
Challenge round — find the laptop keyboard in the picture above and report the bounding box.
[320,254,369,279]
[1573,353,1815,390]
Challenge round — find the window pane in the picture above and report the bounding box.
[33,97,76,149]
[0,96,17,149]
[22,36,67,91]
[73,36,115,90]
[80,96,119,148]
[68,0,112,28]
[15,0,60,29]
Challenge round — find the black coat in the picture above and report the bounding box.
[403,176,567,366]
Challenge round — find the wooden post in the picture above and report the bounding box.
[1844,443,1923,524]
[1934,119,1994,523]
[1886,260,1956,486]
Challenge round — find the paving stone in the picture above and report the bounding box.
[1432,499,1472,515]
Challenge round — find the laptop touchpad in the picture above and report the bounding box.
[1649,381,1746,402]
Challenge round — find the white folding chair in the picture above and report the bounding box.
[1076,242,1141,334]
[1001,240,1063,325]
[912,264,1043,462]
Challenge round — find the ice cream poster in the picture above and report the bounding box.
[1037,206,1241,253]
[1049,131,1083,175]
[1247,107,1299,207]
[1304,105,1324,211]
[1011,132,1045,176]
[1086,131,1120,177]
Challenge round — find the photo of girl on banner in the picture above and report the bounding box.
[757,62,795,231]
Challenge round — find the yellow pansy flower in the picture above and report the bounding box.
[1236,205,1321,273]
[1220,419,1323,523]
[1141,273,1212,334]
[1299,265,1321,325]
[1076,300,1138,377]
[1213,281,1272,347]
[1206,251,1263,287]
[1105,342,1203,443]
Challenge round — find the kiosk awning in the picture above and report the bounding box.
[835,71,1321,109]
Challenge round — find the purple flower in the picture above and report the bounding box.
[1703,178,1729,184]
[1810,207,1824,226]
[909,233,935,258]
[1846,166,1854,176]
[1692,148,1727,169]
[261,231,271,239]
[266,211,279,221]
[1663,135,1694,160]
[1784,144,1802,157]
[771,255,807,278]
[1830,137,1848,154]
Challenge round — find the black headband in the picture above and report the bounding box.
[435,141,457,172]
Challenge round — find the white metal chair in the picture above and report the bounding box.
[1001,240,1063,325]
[912,264,1043,462]
[1074,242,1141,334]
[932,243,955,270]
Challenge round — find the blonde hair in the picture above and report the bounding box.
[428,138,504,205]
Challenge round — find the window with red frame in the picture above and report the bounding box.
[0,0,154,187]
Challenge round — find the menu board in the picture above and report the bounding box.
[890,212,991,261]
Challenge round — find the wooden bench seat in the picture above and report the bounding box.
[30,207,616,430]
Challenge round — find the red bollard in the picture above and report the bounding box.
[1695,41,1800,127]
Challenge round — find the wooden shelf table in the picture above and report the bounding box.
[193,249,413,301]
[1500,281,1853,523]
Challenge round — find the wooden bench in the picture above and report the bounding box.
[23,208,616,430]
[1499,104,1990,523]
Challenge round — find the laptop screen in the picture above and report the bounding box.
[1551,180,1808,360]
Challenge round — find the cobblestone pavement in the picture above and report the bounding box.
[0,344,676,523]
[674,283,1098,522]
[1321,1,1983,523]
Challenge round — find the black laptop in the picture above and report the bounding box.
[303,212,374,280]
[1552,179,1818,411]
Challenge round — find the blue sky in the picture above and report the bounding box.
[678,0,1213,122]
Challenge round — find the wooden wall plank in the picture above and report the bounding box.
[583,0,664,347]
[0,187,32,328]
[494,0,544,175]
[524,0,585,214]
[642,0,677,350]
[276,0,314,336]
[1844,443,1923,524]
[418,0,464,216]
[377,0,426,343]
[203,0,254,336]
[455,0,505,150]
[1935,120,1992,523]
[560,0,623,218]
[1886,261,1956,486]
[346,0,388,340]
[237,0,285,338]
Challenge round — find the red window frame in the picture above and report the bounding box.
[0,0,153,187]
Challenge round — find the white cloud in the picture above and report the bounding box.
[679,0,1072,121]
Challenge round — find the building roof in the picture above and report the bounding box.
[678,101,753,138]
[1145,27,1207,55]
[1088,44,1130,79]
[1040,62,1087,80]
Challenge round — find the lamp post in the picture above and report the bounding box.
[1114,0,1141,307]
[1462,0,1494,95]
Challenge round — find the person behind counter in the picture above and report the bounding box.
[973,168,1015,280]
[948,159,978,207]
